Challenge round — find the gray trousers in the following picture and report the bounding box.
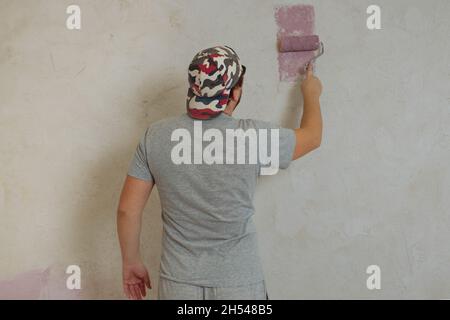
[157,277,269,300]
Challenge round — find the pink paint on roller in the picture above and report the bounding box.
[274,4,316,82]
[279,35,320,52]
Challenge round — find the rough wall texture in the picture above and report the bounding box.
[0,0,449,299]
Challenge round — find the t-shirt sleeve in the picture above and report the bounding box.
[252,119,296,171]
[127,128,154,183]
[277,126,296,169]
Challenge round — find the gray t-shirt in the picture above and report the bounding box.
[127,112,296,287]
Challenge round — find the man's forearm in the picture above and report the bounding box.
[117,209,142,264]
[300,96,323,145]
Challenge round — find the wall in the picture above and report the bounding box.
[0,0,449,299]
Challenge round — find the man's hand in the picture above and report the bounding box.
[301,63,322,101]
[122,260,152,300]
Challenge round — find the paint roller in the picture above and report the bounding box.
[278,35,324,69]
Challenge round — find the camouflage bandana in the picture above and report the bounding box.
[186,45,245,120]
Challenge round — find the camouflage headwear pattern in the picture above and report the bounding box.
[186,45,245,120]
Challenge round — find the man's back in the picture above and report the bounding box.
[117,45,322,299]
[127,112,295,286]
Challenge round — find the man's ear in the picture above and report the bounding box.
[237,74,244,87]
[230,87,238,101]
[231,80,243,101]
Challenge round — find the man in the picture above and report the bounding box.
[117,45,322,300]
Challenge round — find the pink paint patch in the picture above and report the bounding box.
[0,268,50,300]
[0,267,82,300]
[274,4,316,82]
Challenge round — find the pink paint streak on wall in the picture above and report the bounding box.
[0,268,50,299]
[0,267,82,300]
[275,4,316,82]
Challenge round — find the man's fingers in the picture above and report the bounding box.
[139,282,146,297]
[124,284,132,299]
[131,284,142,300]
[126,284,136,299]
[306,63,313,77]
[136,284,144,300]
[144,274,152,289]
